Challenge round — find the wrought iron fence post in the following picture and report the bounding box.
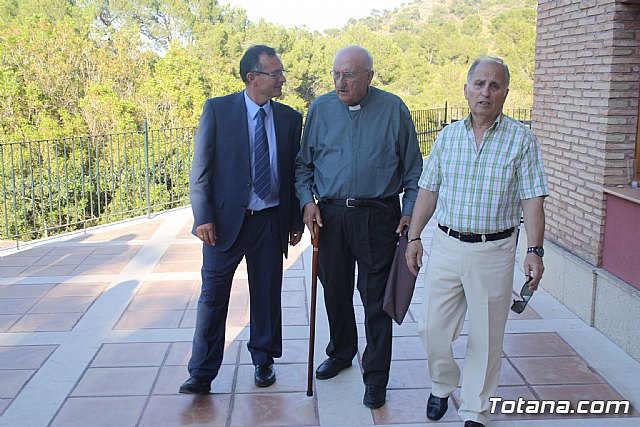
[444,101,448,127]
[144,118,151,218]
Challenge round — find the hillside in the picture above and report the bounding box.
[0,0,537,141]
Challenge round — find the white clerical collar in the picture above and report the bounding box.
[348,104,361,111]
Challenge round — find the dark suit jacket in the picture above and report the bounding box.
[189,92,303,257]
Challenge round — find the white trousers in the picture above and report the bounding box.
[419,227,516,424]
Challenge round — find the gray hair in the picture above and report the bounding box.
[335,45,374,70]
[467,55,510,88]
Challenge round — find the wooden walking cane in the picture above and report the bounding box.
[307,221,320,396]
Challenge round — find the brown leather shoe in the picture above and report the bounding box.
[254,364,276,387]
[426,393,448,420]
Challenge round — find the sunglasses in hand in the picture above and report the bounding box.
[511,276,534,314]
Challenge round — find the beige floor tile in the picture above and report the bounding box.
[229,392,318,426]
[51,396,146,427]
[114,310,184,329]
[229,291,249,308]
[179,309,196,328]
[281,290,306,307]
[0,284,56,298]
[391,335,428,360]
[5,247,52,256]
[0,369,35,398]
[127,294,190,311]
[9,312,83,332]
[73,263,127,275]
[46,247,96,256]
[46,282,108,297]
[0,399,10,416]
[91,342,170,367]
[164,341,240,367]
[19,264,78,276]
[28,295,96,313]
[80,254,129,266]
[164,341,195,366]
[0,345,57,369]
[279,339,313,364]
[510,356,605,385]
[283,254,304,270]
[33,254,88,266]
[159,249,202,263]
[0,266,29,277]
[152,261,202,273]
[388,359,430,389]
[0,298,38,314]
[507,305,541,319]
[282,307,308,326]
[91,245,140,255]
[71,366,159,396]
[0,255,45,267]
[503,332,577,357]
[452,357,527,387]
[0,314,20,331]
[139,394,231,427]
[136,280,198,295]
[282,277,305,292]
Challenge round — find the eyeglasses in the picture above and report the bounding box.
[331,70,371,81]
[251,70,287,78]
[510,277,534,314]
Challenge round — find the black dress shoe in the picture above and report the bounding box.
[363,384,386,409]
[179,376,211,394]
[315,357,352,380]
[254,364,276,387]
[464,421,484,427]
[426,393,448,420]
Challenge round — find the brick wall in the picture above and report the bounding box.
[534,0,640,265]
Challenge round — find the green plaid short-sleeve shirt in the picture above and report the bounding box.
[419,114,548,234]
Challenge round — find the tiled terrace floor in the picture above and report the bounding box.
[0,207,638,427]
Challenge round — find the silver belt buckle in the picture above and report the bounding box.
[346,198,356,208]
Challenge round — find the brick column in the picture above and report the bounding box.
[534,0,640,265]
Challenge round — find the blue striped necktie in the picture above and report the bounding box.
[253,108,270,200]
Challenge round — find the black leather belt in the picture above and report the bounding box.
[245,206,277,216]
[322,197,396,210]
[438,224,514,243]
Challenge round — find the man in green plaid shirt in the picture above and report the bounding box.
[405,56,548,427]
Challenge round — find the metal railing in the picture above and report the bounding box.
[412,103,533,155]
[1,120,195,247]
[1,107,532,245]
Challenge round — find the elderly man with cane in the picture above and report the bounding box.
[295,45,422,409]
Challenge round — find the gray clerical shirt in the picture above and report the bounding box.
[295,86,423,216]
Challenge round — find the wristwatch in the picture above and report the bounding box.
[527,246,544,257]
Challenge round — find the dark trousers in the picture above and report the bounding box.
[318,199,400,386]
[188,208,283,380]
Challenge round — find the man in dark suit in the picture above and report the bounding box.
[179,45,304,394]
